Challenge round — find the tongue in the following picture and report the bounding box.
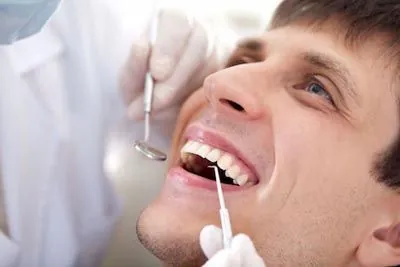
[182,155,214,177]
[182,154,236,185]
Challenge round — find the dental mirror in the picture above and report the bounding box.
[134,96,167,161]
[134,8,167,162]
[134,141,167,161]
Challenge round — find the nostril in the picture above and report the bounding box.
[220,99,245,112]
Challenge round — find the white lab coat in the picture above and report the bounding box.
[0,0,159,266]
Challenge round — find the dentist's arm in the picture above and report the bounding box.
[200,225,266,267]
[120,9,237,120]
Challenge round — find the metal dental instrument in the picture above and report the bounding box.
[134,8,167,162]
[209,166,233,249]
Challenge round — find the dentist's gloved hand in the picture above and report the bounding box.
[200,225,266,267]
[120,9,237,120]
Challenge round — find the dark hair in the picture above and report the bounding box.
[267,0,400,191]
[270,1,400,47]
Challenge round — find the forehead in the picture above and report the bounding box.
[269,19,400,71]
[259,24,398,91]
[266,23,385,59]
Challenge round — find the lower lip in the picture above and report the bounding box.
[167,166,246,192]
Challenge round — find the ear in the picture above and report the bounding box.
[357,223,400,267]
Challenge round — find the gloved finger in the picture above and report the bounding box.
[150,9,193,81]
[202,250,237,267]
[230,234,266,267]
[120,37,150,106]
[152,20,210,112]
[200,225,224,259]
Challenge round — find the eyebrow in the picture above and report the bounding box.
[301,52,359,106]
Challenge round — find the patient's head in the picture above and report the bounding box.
[137,0,400,266]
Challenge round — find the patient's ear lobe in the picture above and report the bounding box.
[357,224,400,267]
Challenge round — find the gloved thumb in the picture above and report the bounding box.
[149,8,194,81]
[200,225,223,259]
[120,37,151,106]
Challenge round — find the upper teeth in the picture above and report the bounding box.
[180,140,250,186]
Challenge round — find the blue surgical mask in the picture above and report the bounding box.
[0,0,61,45]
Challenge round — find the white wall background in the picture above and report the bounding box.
[103,1,281,267]
[113,0,281,37]
[161,0,280,35]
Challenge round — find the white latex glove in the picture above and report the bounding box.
[120,9,237,120]
[200,225,266,267]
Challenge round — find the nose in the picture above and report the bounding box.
[203,67,264,120]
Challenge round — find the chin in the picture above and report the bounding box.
[137,198,210,266]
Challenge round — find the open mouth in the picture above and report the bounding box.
[179,140,255,186]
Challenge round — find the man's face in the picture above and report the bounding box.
[137,23,400,266]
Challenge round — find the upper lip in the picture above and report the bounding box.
[183,124,260,184]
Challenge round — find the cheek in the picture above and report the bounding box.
[272,101,371,191]
[248,103,377,262]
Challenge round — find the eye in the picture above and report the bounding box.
[305,81,334,104]
[306,82,331,100]
[226,55,259,68]
[293,76,337,109]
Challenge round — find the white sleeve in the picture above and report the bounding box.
[0,233,18,267]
